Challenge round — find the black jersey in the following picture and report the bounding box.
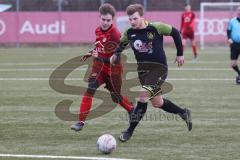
[116,21,172,65]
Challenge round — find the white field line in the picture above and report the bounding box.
[0,68,86,71]
[0,62,60,66]
[0,68,232,72]
[0,78,234,81]
[0,153,140,160]
[0,61,229,66]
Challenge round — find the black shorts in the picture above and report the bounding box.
[137,62,168,86]
[230,42,240,60]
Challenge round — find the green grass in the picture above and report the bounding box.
[0,46,240,160]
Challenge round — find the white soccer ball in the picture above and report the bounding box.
[97,134,117,154]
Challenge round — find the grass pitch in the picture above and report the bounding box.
[0,46,239,160]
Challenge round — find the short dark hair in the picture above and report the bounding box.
[126,4,144,16]
[99,3,116,18]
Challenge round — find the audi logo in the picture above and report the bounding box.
[0,19,6,36]
[196,18,229,36]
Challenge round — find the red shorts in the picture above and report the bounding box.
[182,28,195,40]
[88,58,123,93]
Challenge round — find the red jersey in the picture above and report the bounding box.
[180,11,195,32]
[94,25,121,59]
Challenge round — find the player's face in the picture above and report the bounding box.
[185,5,191,12]
[128,12,144,29]
[100,14,113,31]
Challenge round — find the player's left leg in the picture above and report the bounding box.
[181,31,188,52]
[107,65,134,112]
[119,63,168,142]
[151,96,192,131]
[190,31,198,60]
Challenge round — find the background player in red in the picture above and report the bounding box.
[180,4,198,60]
[71,3,133,131]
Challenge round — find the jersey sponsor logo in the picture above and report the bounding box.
[133,39,153,54]
[133,40,143,50]
[184,17,191,23]
[0,19,6,36]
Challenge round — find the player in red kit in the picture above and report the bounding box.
[71,3,133,131]
[180,4,198,60]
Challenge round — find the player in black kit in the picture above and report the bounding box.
[110,4,192,142]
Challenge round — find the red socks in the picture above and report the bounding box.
[119,96,133,112]
[79,94,93,122]
[79,95,133,122]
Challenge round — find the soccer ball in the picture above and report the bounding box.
[97,134,117,154]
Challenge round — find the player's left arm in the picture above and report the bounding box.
[154,22,184,67]
[190,12,196,24]
[170,27,184,67]
[227,20,233,44]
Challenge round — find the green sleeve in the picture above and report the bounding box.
[120,29,129,44]
[151,22,172,36]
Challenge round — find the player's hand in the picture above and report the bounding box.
[80,52,92,62]
[110,55,117,65]
[175,56,184,67]
[91,50,98,58]
[228,39,233,44]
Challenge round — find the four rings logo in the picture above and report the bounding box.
[196,18,229,36]
[0,19,6,36]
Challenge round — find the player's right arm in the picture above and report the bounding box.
[80,28,100,62]
[110,30,129,65]
[79,49,98,62]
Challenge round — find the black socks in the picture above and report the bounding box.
[127,101,148,133]
[232,65,240,76]
[161,99,185,114]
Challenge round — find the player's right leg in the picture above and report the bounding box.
[231,60,240,84]
[182,38,187,52]
[181,31,187,52]
[140,62,169,100]
[230,43,240,84]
